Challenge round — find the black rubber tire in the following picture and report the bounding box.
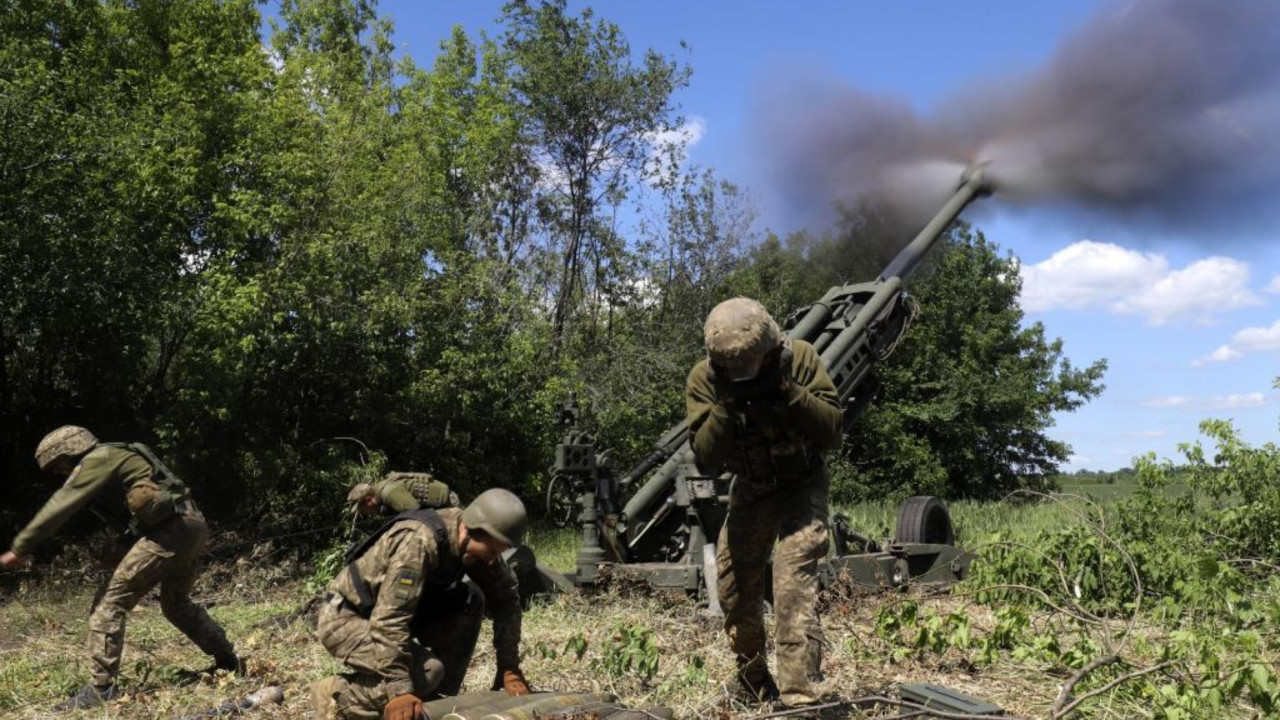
[893,495,955,545]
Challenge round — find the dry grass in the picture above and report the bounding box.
[1,550,1068,720]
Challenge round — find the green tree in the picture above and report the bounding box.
[499,0,691,344]
[835,227,1107,501]
[0,0,277,525]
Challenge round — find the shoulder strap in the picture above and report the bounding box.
[103,442,189,496]
[343,509,460,615]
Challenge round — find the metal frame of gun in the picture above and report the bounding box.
[524,166,992,601]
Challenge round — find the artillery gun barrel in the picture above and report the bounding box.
[603,163,993,566]
[880,163,991,282]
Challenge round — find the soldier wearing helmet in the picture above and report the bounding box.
[685,297,844,708]
[347,472,459,517]
[311,488,532,720]
[0,426,240,710]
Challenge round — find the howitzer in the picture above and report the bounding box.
[528,165,993,600]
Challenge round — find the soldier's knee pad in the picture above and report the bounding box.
[309,676,343,720]
[422,657,445,696]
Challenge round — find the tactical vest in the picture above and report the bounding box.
[102,442,192,531]
[342,509,463,616]
[382,472,458,509]
[729,399,812,480]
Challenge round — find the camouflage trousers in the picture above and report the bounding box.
[716,463,829,704]
[312,583,484,720]
[87,506,235,686]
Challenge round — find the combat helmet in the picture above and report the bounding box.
[704,297,782,379]
[346,483,376,504]
[35,425,99,471]
[461,488,528,547]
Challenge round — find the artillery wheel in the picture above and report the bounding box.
[545,476,578,528]
[894,496,954,545]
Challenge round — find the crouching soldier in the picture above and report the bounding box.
[0,426,240,710]
[311,489,533,720]
[347,472,459,517]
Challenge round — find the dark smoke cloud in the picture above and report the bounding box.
[758,0,1280,239]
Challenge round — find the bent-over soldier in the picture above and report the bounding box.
[686,297,844,707]
[311,488,532,720]
[347,471,459,517]
[0,426,240,710]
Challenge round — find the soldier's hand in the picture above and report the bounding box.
[495,667,532,696]
[0,551,30,571]
[758,346,791,394]
[707,361,740,407]
[383,693,423,720]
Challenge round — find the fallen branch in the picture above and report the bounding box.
[1051,659,1178,719]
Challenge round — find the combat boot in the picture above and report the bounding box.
[54,683,119,710]
[736,665,780,703]
[214,652,246,675]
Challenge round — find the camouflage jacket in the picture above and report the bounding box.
[10,444,189,556]
[686,339,843,481]
[327,508,521,693]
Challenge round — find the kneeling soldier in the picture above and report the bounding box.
[0,426,240,710]
[311,488,532,720]
[347,471,459,517]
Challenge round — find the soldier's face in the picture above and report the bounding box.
[44,457,75,478]
[461,531,509,568]
[725,355,764,382]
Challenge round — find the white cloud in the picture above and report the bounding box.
[1020,241,1166,312]
[1266,275,1280,294]
[1231,319,1280,352]
[1208,393,1268,409]
[1192,345,1243,367]
[1140,396,1188,408]
[644,116,707,180]
[1141,393,1270,410]
[1128,429,1167,438]
[1114,257,1260,326]
[1020,241,1262,325]
[1194,318,1280,366]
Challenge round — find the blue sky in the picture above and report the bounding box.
[356,0,1280,471]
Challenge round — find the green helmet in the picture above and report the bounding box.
[35,425,99,471]
[461,488,528,547]
[704,297,782,379]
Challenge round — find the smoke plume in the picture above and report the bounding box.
[758,0,1280,238]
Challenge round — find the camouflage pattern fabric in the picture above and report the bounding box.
[703,297,783,372]
[87,507,235,685]
[34,425,98,470]
[688,329,843,707]
[313,584,484,719]
[716,466,829,705]
[314,509,522,719]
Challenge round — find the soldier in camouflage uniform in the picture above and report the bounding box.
[686,297,844,708]
[0,426,240,710]
[310,488,533,720]
[347,471,459,517]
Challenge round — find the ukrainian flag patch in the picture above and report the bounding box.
[397,570,420,586]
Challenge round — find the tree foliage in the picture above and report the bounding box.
[1,0,1103,548]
